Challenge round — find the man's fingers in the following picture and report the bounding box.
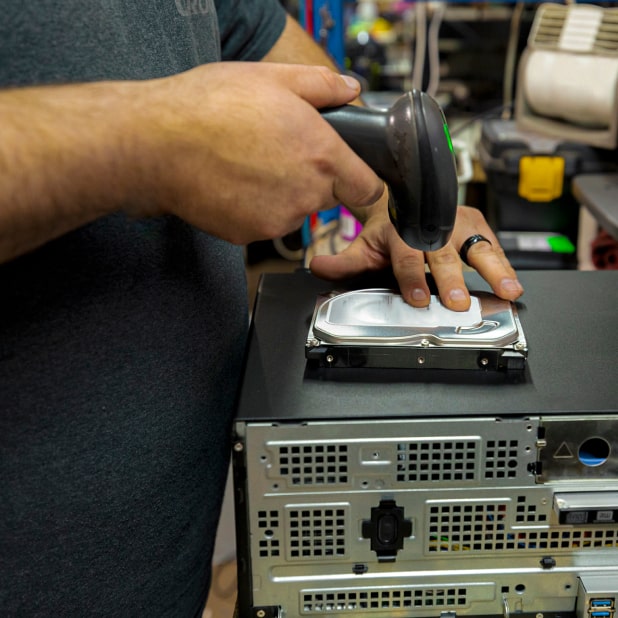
[425,244,471,310]
[450,207,524,301]
[456,233,521,298]
[271,64,385,210]
[279,63,362,109]
[388,230,432,307]
[310,252,361,281]
[310,235,379,280]
[332,173,385,215]
[454,238,523,301]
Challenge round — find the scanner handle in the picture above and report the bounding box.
[321,91,458,252]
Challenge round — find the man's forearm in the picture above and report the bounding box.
[0,82,142,263]
[262,15,341,71]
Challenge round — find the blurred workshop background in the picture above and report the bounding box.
[207,1,618,615]
[246,0,618,274]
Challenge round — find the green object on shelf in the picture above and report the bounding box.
[548,235,575,254]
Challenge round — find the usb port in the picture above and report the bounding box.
[590,611,611,618]
[591,601,614,609]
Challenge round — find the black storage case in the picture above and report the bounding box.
[479,119,618,269]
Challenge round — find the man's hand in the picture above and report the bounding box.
[134,62,384,244]
[310,196,524,311]
[261,15,520,312]
[0,62,383,262]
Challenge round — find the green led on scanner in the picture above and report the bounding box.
[443,122,454,153]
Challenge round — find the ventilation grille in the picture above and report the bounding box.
[428,502,509,552]
[288,507,347,560]
[427,499,617,553]
[301,586,468,614]
[257,510,281,558]
[277,444,349,486]
[396,438,524,484]
[396,440,478,483]
[514,528,618,551]
[484,439,520,480]
[272,435,528,490]
[530,3,618,56]
[515,495,547,523]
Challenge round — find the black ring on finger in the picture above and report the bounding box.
[459,234,492,266]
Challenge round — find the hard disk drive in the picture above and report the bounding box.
[306,289,527,371]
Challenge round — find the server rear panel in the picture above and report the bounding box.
[233,415,618,618]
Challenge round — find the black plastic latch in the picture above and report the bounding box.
[352,563,369,575]
[540,556,556,570]
[362,499,412,562]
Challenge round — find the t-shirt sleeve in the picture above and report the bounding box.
[215,0,288,61]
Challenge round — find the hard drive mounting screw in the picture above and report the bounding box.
[515,342,525,350]
[233,442,244,452]
[421,338,430,347]
[480,357,489,366]
[326,354,334,364]
[256,611,266,618]
[536,613,544,618]
[307,338,319,347]
[417,356,425,365]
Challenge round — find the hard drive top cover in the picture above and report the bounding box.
[235,270,617,422]
[308,289,521,348]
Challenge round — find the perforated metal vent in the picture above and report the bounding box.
[277,444,349,486]
[530,3,618,56]
[515,495,547,523]
[428,502,509,552]
[427,498,617,553]
[484,439,519,480]
[515,528,618,551]
[396,440,478,483]
[257,510,281,558]
[301,586,468,614]
[288,507,347,560]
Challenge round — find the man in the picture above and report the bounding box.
[0,1,522,615]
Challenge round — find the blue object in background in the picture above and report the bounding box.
[312,0,345,67]
[298,0,345,67]
[299,0,346,248]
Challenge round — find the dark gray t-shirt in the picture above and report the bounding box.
[0,1,286,616]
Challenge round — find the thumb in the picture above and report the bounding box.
[280,64,361,109]
[310,242,380,281]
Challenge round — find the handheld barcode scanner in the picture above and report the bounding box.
[321,89,458,252]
